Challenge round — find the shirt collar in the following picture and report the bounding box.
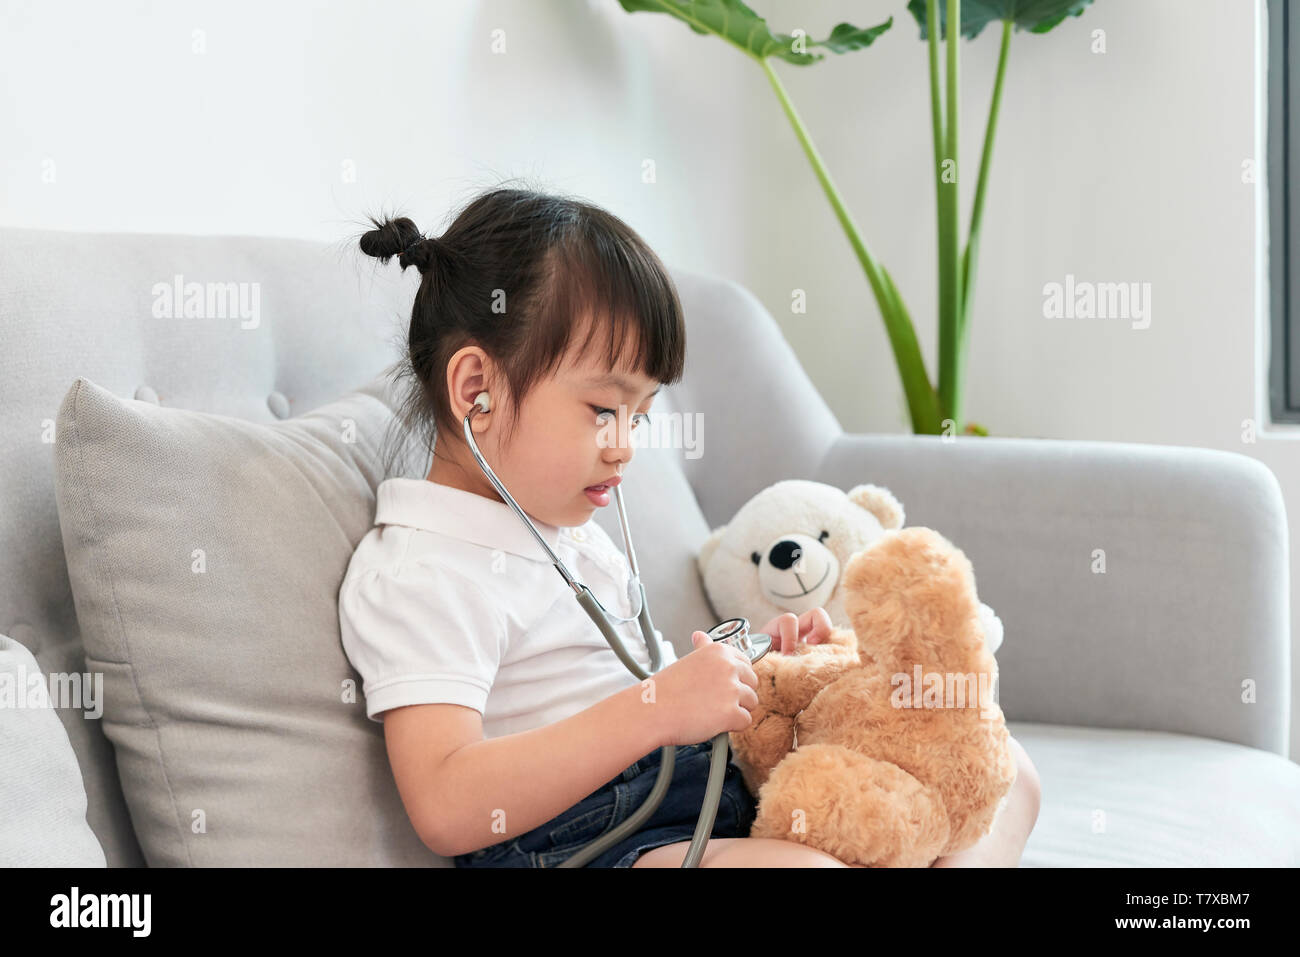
[374,477,564,563]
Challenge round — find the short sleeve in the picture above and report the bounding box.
[338,563,507,723]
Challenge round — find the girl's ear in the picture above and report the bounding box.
[447,344,498,421]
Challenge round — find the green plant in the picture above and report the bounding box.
[616,0,1095,435]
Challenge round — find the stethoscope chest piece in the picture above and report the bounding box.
[706,617,772,663]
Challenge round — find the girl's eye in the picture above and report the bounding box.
[592,406,652,428]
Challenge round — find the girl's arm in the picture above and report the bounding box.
[384,682,664,858]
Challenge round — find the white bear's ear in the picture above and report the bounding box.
[847,484,905,530]
[696,525,727,577]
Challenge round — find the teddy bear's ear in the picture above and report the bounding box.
[847,484,905,530]
[696,524,727,576]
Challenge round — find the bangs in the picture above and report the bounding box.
[524,225,686,388]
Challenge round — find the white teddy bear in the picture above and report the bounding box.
[697,479,1003,655]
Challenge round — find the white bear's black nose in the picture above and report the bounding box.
[768,540,802,570]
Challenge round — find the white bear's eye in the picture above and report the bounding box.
[819,530,830,543]
[751,551,761,566]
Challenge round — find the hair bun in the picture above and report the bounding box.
[359,215,431,272]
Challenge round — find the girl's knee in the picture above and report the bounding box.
[710,837,850,867]
[750,838,851,867]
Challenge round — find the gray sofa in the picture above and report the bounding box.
[2,225,1297,868]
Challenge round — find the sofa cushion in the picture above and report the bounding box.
[51,370,446,866]
[0,632,106,866]
[1009,720,1300,867]
[50,369,718,866]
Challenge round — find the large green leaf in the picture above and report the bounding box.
[907,0,1094,41]
[616,0,892,65]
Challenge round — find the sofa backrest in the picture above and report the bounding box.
[0,226,842,865]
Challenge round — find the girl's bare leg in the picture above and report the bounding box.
[631,836,852,867]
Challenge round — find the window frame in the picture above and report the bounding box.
[1268,0,1300,422]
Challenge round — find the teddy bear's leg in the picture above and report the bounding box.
[796,671,1014,862]
[933,718,1019,855]
[728,703,795,795]
[747,743,950,868]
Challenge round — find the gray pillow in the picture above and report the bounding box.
[0,632,107,866]
[52,370,440,866]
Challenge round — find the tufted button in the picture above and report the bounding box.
[267,391,291,419]
[134,386,160,405]
[570,527,587,542]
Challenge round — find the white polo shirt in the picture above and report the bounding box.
[338,477,678,738]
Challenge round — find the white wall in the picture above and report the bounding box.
[3,0,1296,759]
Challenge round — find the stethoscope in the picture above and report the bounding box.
[462,390,771,868]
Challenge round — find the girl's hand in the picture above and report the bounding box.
[653,632,759,747]
[760,608,833,654]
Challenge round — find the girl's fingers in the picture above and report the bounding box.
[815,608,833,642]
[780,614,799,653]
[800,607,833,644]
[761,611,835,652]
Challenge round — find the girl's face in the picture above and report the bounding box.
[489,336,661,529]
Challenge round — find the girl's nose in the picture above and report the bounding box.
[605,440,634,465]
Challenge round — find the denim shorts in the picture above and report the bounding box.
[452,740,758,868]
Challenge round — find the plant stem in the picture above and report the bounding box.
[937,0,963,430]
[759,57,941,433]
[927,0,945,183]
[960,18,1012,352]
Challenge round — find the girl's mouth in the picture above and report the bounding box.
[584,484,610,507]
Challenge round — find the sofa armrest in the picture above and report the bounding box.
[816,433,1291,755]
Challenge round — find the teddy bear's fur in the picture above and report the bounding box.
[697,480,1015,867]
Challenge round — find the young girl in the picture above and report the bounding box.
[338,186,1040,868]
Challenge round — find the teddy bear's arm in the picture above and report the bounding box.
[728,628,857,790]
[770,625,861,714]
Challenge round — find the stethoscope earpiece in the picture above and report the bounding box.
[473,391,491,414]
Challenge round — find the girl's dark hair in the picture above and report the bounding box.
[357,185,686,480]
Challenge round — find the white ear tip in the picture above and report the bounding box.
[474,391,491,413]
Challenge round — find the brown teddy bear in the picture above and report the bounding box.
[697,480,1015,867]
